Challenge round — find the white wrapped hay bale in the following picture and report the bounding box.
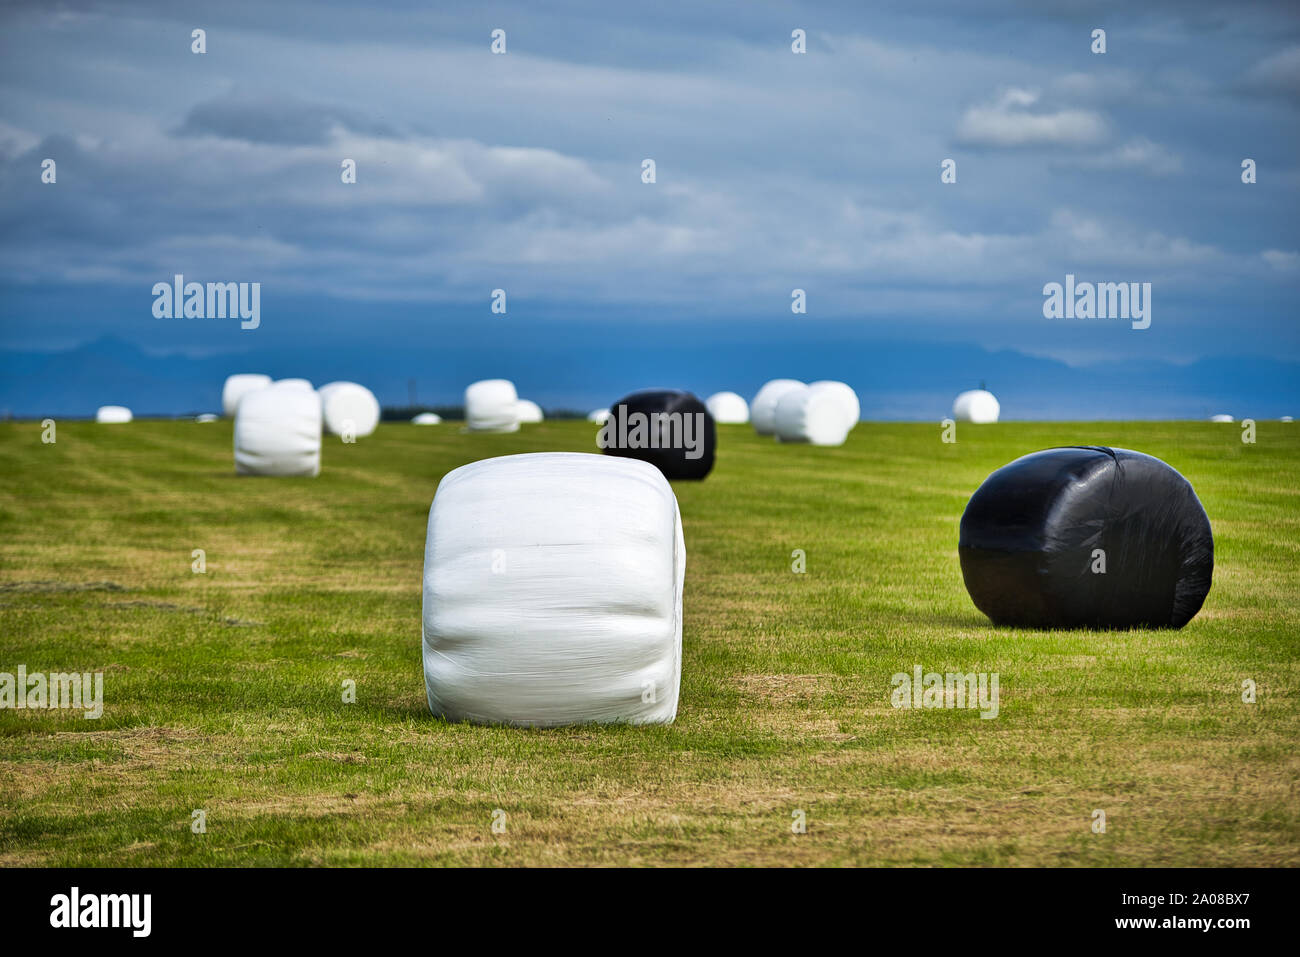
[233,382,322,477]
[808,381,860,427]
[422,452,685,726]
[952,389,1000,424]
[318,381,380,437]
[587,408,611,424]
[274,378,316,392]
[95,405,132,424]
[465,379,520,432]
[195,413,219,423]
[1209,414,1234,423]
[705,391,750,424]
[221,374,272,417]
[773,383,855,446]
[751,379,805,434]
[411,412,442,425]
[515,399,544,423]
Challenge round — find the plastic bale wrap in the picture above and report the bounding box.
[274,378,316,392]
[600,389,716,480]
[233,383,322,477]
[952,389,1000,423]
[95,405,133,423]
[958,447,1213,629]
[422,452,684,726]
[809,380,860,427]
[411,412,442,425]
[751,379,805,435]
[773,383,855,446]
[587,408,611,424]
[705,391,750,424]
[515,399,544,423]
[465,379,520,432]
[318,381,380,437]
[221,374,272,417]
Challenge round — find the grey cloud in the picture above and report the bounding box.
[175,95,399,145]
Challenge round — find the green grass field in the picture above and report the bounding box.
[1,418,1296,866]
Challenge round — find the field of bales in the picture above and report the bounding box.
[1,418,1297,866]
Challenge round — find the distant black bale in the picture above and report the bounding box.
[600,390,716,480]
[959,447,1213,629]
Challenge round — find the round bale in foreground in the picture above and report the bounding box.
[599,389,716,480]
[705,391,750,424]
[234,382,322,477]
[959,447,1213,629]
[95,405,133,423]
[318,381,380,438]
[422,452,684,726]
[221,374,272,417]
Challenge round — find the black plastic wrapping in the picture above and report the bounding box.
[601,389,716,480]
[958,447,1213,629]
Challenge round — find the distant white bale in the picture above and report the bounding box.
[952,389,1001,424]
[587,408,611,424]
[808,381,860,427]
[95,405,132,424]
[317,381,380,437]
[751,379,805,434]
[773,384,855,446]
[1282,416,1294,423]
[423,452,684,727]
[221,374,272,417]
[412,412,442,425]
[195,413,219,423]
[705,391,750,424]
[465,379,520,432]
[515,399,544,423]
[234,383,322,477]
[274,378,315,392]
[1209,414,1234,423]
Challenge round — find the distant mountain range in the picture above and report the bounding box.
[1,335,1296,421]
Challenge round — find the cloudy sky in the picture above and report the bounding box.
[1,0,1297,414]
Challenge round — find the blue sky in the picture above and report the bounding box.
[0,0,1297,416]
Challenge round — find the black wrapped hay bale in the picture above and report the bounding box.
[599,389,716,480]
[959,447,1213,629]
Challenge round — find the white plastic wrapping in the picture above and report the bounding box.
[221,374,272,417]
[751,379,805,434]
[196,413,219,423]
[515,399,544,423]
[773,383,856,446]
[808,381,860,427]
[234,382,322,477]
[587,408,611,424]
[422,452,684,727]
[952,389,1000,424]
[411,412,442,425]
[1209,414,1234,423]
[274,378,316,393]
[465,379,520,432]
[705,391,750,424]
[318,381,381,437]
[95,405,132,423]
